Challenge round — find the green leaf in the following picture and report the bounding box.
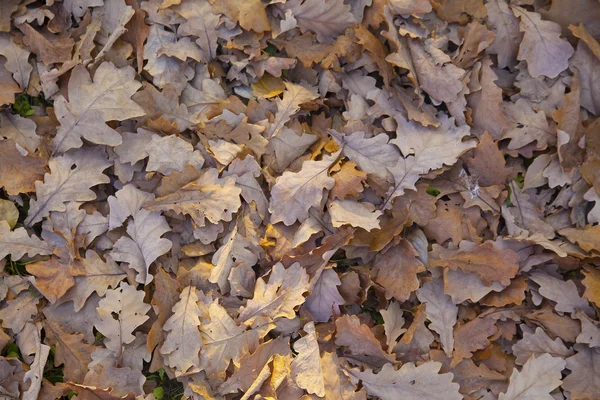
[426,186,441,197]
[153,387,165,400]
[5,342,21,359]
[12,95,34,117]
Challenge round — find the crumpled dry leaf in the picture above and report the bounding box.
[95,282,150,355]
[269,153,337,225]
[511,6,574,79]
[285,0,357,43]
[499,354,565,400]
[238,262,310,325]
[160,286,205,373]
[0,139,46,195]
[346,361,462,400]
[109,208,172,285]
[417,279,457,358]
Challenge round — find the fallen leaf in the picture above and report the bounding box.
[499,354,565,400]
[0,140,45,195]
[511,6,574,79]
[346,361,462,400]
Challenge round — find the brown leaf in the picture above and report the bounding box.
[481,276,527,307]
[335,315,395,367]
[27,257,84,304]
[18,23,74,65]
[432,242,519,286]
[0,139,46,195]
[466,131,513,187]
[451,315,498,367]
[373,239,425,302]
[209,0,270,33]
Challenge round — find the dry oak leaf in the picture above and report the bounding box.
[238,262,310,325]
[346,361,462,400]
[0,199,18,229]
[466,131,513,187]
[499,354,565,400]
[354,24,394,88]
[199,300,263,379]
[0,110,39,153]
[291,321,325,397]
[381,301,407,350]
[285,0,357,44]
[481,275,528,307]
[330,130,400,180]
[559,224,600,254]
[468,57,509,140]
[92,0,135,62]
[145,134,205,175]
[57,250,127,312]
[563,345,600,400]
[80,363,145,398]
[25,147,111,227]
[486,0,521,69]
[386,115,476,205]
[209,224,259,293]
[451,315,498,367]
[431,352,507,396]
[0,291,39,334]
[209,0,269,32]
[217,337,291,395]
[569,25,600,116]
[95,283,151,356]
[502,98,556,152]
[171,0,219,63]
[52,62,144,154]
[582,264,600,307]
[22,333,50,400]
[329,199,382,231]
[269,153,337,226]
[417,279,458,358]
[372,239,425,302]
[109,208,172,285]
[144,168,241,228]
[321,351,366,400]
[267,82,319,138]
[147,267,181,354]
[407,39,466,104]
[525,306,582,344]
[0,220,53,261]
[0,33,32,90]
[454,22,495,69]
[18,23,74,65]
[330,161,366,200]
[304,267,346,323]
[511,6,574,79]
[335,314,394,367]
[269,127,318,172]
[512,327,574,365]
[432,242,519,287]
[0,59,19,106]
[43,319,96,382]
[160,286,205,373]
[0,140,46,195]
[143,25,194,93]
[26,257,84,304]
[132,83,197,133]
[529,271,592,315]
[202,115,269,159]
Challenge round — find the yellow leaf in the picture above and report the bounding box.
[0,199,18,229]
[251,75,285,98]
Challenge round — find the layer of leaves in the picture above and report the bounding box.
[0,1,599,399]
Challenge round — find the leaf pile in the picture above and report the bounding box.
[1,0,600,399]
